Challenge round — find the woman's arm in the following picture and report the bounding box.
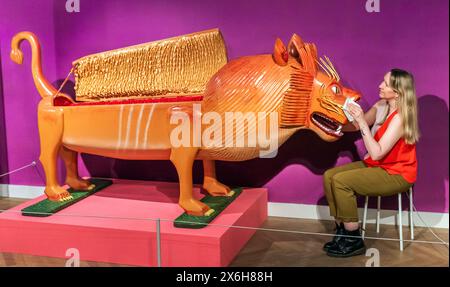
[342,101,379,132]
[348,104,403,160]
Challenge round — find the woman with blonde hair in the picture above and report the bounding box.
[323,68,420,257]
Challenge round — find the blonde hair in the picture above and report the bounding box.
[389,69,420,144]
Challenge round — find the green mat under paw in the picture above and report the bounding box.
[174,187,243,229]
[21,178,113,217]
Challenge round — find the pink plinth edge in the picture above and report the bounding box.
[0,179,268,266]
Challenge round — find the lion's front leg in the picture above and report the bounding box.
[170,147,213,216]
[202,159,233,197]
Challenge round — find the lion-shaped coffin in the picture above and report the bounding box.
[11,29,360,216]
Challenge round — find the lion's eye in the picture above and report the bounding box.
[331,85,341,95]
[289,45,299,58]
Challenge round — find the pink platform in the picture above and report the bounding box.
[0,179,267,266]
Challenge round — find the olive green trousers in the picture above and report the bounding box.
[323,161,412,222]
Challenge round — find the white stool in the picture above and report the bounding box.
[361,186,414,251]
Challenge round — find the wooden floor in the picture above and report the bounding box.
[1,197,448,267]
[231,217,448,267]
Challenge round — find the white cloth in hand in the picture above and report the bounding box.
[343,97,361,122]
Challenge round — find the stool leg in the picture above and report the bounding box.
[398,193,404,251]
[362,196,369,239]
[409,187,414,240]
[376,196,381,233]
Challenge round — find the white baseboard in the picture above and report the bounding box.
[1,184,448,229]
[269,202,449,229]
[0,184,45,199]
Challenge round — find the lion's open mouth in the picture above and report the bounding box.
[311,112,343,137]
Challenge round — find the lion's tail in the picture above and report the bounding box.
[10,31,58,98]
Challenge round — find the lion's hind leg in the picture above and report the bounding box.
[38,106,72,202]
[60,146,95,191]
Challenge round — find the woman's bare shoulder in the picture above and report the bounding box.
[388,113,403,130]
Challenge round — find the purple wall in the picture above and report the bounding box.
[0,0,57,186]
[0,0,448,214]
[0,42,7,179]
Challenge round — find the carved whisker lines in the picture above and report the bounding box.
[324,56,340,81]
[317,55,340,82]
[318,94,342,114]
[317,60,332,79]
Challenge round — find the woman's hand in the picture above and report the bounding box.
[348,103,366,124]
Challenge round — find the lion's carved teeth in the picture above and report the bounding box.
[312,113,343,137]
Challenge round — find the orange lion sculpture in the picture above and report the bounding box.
[10,29,360,216]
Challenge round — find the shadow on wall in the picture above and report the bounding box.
[53,79,76,100]
[414,96,448,214]
[216,130,361,186]
[0,53,10,185]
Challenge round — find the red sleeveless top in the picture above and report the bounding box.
[364,111,417,183]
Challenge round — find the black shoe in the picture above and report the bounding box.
[326,228,366,258]
[323,222,345,252]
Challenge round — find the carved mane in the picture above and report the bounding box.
[279,42,318,128]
